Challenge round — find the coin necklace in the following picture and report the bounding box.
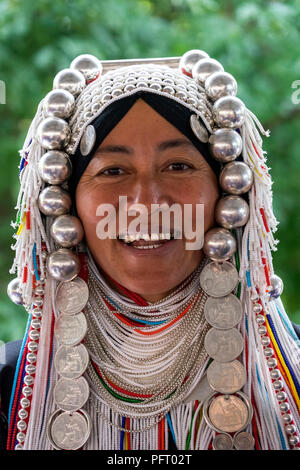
[200,260,255,451]
[47,275,91,450]
[83,261,210,427]
[47,254,210,447]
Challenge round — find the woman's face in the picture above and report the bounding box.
[76,99,219,302]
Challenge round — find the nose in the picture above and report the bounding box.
[127,174,173,208]
[122,174,175,232]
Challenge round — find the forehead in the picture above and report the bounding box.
[98,98,188,144]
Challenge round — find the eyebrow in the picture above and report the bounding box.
[95,139,195,156]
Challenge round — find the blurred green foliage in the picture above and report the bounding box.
[0,0,299,342]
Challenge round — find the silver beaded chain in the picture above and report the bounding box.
[83,258,210,431]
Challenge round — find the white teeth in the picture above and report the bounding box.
[134,244,161,249]
[150,233,159,241]
[119,232,173,243]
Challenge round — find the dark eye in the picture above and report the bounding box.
[166,162,192,171]
[99,167,125,176]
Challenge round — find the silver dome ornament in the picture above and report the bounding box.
[7,278,24,305]
[215,195,250,229]
[80,125,96,156]
[43,89,75,119]
[53,68,86,97]
[213,96,246,129]
[192,58,224,86]
[38,186,72,216]
[205,71,237,101]
[220,161,254,195]
[190,115,209,143]
[37,117,71,150]
[47,248,81,282]
[267,275,283,300]
[209,128,243,162]
[179,50,209,76]
[203,227,237,261]
[70,54,103,83]
[38,151,72,185]
[51,215,84,248]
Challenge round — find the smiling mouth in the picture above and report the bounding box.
[117,232,176,249]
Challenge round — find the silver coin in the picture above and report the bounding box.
[80,125,96,156]
[200,261,238,297]
[233,431,255,450]
[212,433,233,450]
[204,328,244,362]
[190,114,209,143]
[50,410,90,450]
[54,377,89,412]
[54,344,89,379]
[208,394,249,433]
[54,312,87,346]
[207,359,246,394]
[56,277,89,315]
[204,294,242,329]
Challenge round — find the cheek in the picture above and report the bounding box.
[181,177,219,230]
[76,181,114,232]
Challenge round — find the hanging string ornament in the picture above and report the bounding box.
[6,50,300,451]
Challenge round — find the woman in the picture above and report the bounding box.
[2,51,300,450]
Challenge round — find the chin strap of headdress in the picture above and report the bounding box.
[6,51,300,450]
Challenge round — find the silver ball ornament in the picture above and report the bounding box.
[70,54,102,82]
[220,161,254,195]
[47,248,81,282]
[253,303,263,314]
[20,398,30,408]
[43,89,75,119]
[7,278,23,305]
[258,325,267,336]
[38,186,71,216]
[276,391,286,402]
[282,413,292,424]
[18,409,28,420]
[192,58,224,85]
[16,432,25,443]
[53,68,86,97]
[263,347,274,358]
[38,151,72,185]
[25,364,36,375]
[286,424,296,435]
[261,336,271,347]
[17,420,27,432]
[215,195,250,229]
[209,128,243,162]
[37,117,71,150]
[289,435,300,446]
[51,215,84,248]
[32,308,42,319]
[270,368,280,379]
[29,330,40,341]
[267,358,277,368]
[22,386,32,397]
[279,402,290,413]
[256,314,265,325]
[179,50,209,76]
[213,96,246,128]
[205,71,237,101]
[273,380,284,391]
[203,227,237,261]
[268,274,283,300]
